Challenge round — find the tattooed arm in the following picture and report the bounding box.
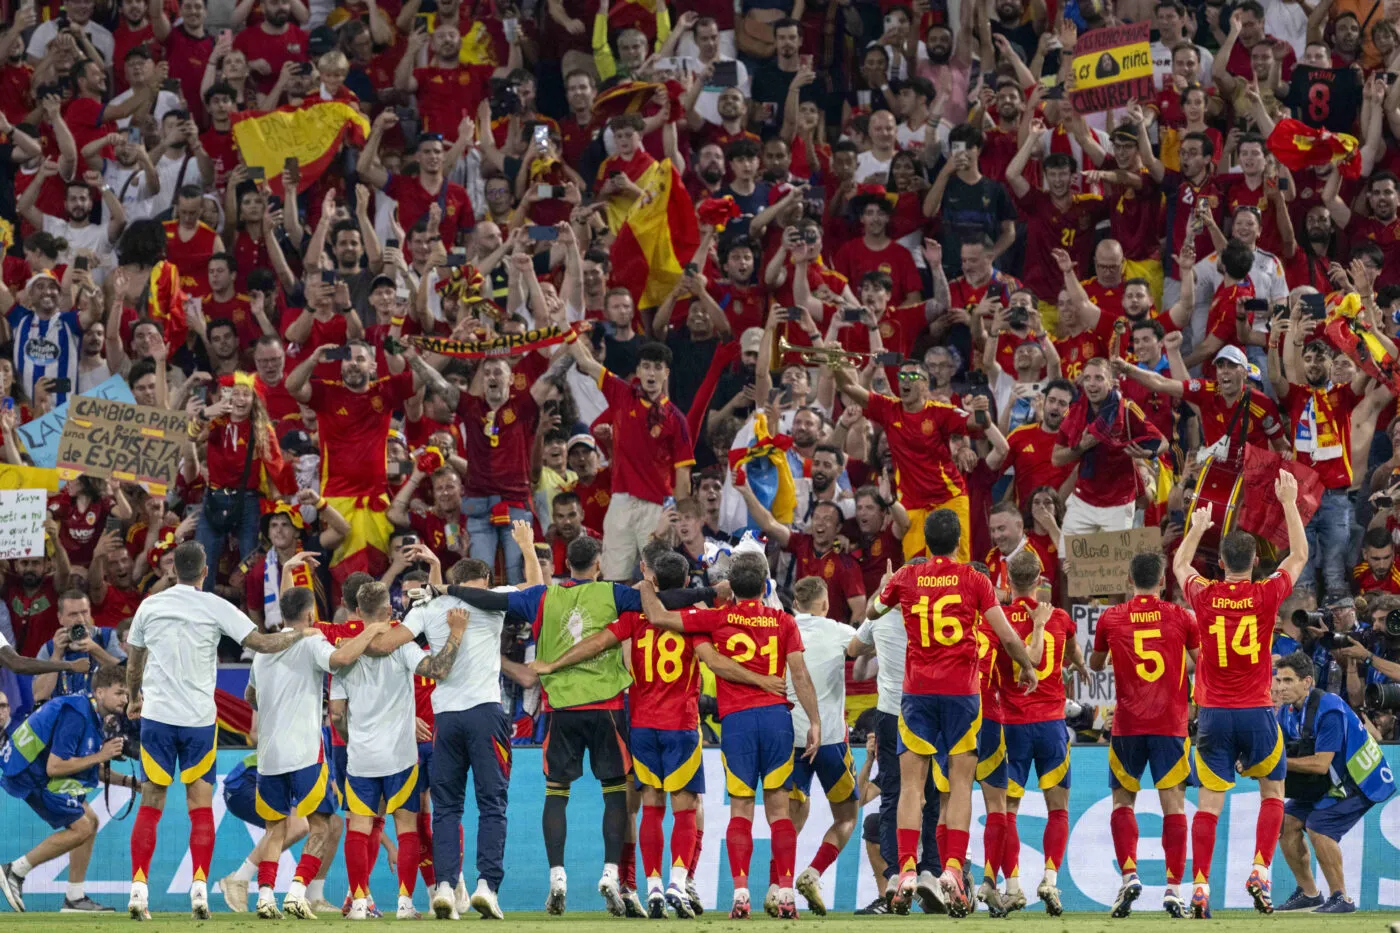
[414,608,467,680]
[407,351,461,410]
[125,644,147,719]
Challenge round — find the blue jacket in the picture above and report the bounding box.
[0,695,104,797]
[1279,691,1396,807]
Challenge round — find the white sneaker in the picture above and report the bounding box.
[764,882,780,917]
[128,881,149,921]
[283,893,317,920]
[599,872,625,916]
[1038,879,1064,917]
[397,894,418,919]
[218,876,249,913]
[545,876,567,915]
[470,880,504,920]
[915,870,947,915]
[730,887,751,920]
[432,882,455,920]
[795,866,826,916]
[348,898,368,920]
[256,896,282,920]
[191,881,211,920]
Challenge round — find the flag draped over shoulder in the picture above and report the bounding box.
[609,158,699,308]
[1267,118,1361,180]
[146,259,187,349]
[729,413,797,533]
[231,102,371,196]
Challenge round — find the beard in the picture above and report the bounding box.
[928,45,952,64]
[20,572,41,588]
[811,473,833,493]
[699,166,723,185]
[343,369,368,389]
[1308,229,1331,245]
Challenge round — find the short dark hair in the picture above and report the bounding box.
[1132,319,1166,340]
[1275,650,1313,682]
[861,270,894,292]
[1044,378,1075,400]
[726,138,760,162]
[448,558,492,585]
[609,113,646,134]
[812,442,843,464]
[209,252,236,272]
[93,665,127,690]
[947,122,984,150]
[773,16,801,33]
[729,552,769,599]
[638,342,673,368]
[566,535,603,572]
[173,541,207,584]
[1220,530,1257,574]
[279,587,316,623]
[58,587,90,613]
[342,571,376,612]
[924,508,962,557]
[650,551,690,590]
[205,81,237,103]
[1129,551,1165,590]
[1220,239,1254,280]
[1363,526,1393,551]
[1181,130,1214,159]
[1044,152,1075,172]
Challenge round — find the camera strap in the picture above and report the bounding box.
[1300,687,1325,744]
[102,761,138,821]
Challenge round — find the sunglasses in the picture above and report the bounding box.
[898,371,926,382]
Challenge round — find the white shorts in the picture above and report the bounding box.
[601,493,663,581]
[1059,493,1136,550]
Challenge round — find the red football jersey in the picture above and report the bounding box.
[976,618,1003,722]
[877,555,999,696]
[680,599,802,718]
[414,674,436,732]
[608,611,700,731]
[1184,570,1293,709]
[996,597,1076,725]
[317,618,365,747]
[863,393,971,509]
[1094,594,1199,736]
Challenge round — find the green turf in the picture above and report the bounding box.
[0,912,1392,930]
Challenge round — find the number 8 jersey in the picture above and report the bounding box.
[873,556,999,696]
[1183,571,1293,708]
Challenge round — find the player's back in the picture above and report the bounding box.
[614,611,701,731]
[404,591,510,716]
[683,598,803,718]
[880,555,998,696]
[336,642,424,777]
[976,618,1004,722]
[1095,594,1199,736]
[128,584,255,727]
[1185,571,1290,708]
[250,632,337,775]
[997,597,1075,725]
[788,612,852,746]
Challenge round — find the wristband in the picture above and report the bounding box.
[316,497,328,511]
[391,316,406,326]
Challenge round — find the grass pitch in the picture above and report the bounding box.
[0,912,1392,931]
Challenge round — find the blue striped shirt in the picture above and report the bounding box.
[7,306,80,406]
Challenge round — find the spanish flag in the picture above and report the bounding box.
[609,158,699,308]
[592,78,684,126]
[1267,118,1361,180]
[146,259,188,350]
[214,688,253,744]
[231,102,372,196]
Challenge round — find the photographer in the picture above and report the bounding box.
[1273,652,1395,914]
[32,590,127,703]
[1299,597,1369,708]
[1330,595,1400,696]
[0,666,140,914]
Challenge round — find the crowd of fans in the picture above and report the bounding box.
[2,0,1400,743]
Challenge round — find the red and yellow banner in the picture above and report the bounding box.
[231,102,372,196]
[1268,118,1361,180]
[1070,22,1153,114]
[610,158,699,309]
[407,323,584,360]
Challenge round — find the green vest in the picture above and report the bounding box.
[537,582,632,709]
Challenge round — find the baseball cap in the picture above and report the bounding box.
[279,429,317,457]
[567,433,597,453]
[370,274,397,292]
[1213,345,1249,369]
[740,327,763,355]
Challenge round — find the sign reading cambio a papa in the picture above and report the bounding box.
[55,397,190,495]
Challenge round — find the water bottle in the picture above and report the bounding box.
[1327,658,1344,695]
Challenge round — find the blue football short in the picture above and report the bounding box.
[790,742,857,804]
[1109,734,1192,792]
[255,760,334,821]
[631,726,705,794]
[139,720,216,786]
[1004,719,1071,799]
[1194,707,1285,791]
[345,764,421,816]
[720,706,794,798]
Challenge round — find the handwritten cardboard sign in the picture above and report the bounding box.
[15,374,135,469]
[0,489,47,559]
[55,397,190,494]
[1064,527,1162,597]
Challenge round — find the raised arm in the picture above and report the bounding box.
[528,628,620,676]
[1274,469,1309,582]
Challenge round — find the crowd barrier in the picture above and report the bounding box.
[3,747,1400,913]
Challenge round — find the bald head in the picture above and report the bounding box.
[1095,239,1124,286]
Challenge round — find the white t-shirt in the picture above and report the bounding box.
[1150,41,1213,89]
[690,57,752,126]
[788,612,852,746]
[27,19,114,64]
[855,611,906,716]
[403,590,511,715]
[41,216,114,280]
[110,89,182,130]
[855,149,895,185]
[335,641,425,778]
[127,584,257,727]
[249,631,337,775]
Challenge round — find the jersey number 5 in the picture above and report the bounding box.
[1133,628,1165,682]
[912,594,963,647]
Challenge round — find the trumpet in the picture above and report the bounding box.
[777,337,875,366]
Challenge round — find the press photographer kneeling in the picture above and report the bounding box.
[0,665,141,914]
[1273,652,1396,914]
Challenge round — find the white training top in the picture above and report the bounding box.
[335,641,425,779]
[249,632,337,775]
[788,612,852,747]
[855,610,906,716]
[402,589,510,715]
[127,584,257,728]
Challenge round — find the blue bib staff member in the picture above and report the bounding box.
[1273,651,1396,914]
[0,665,140,914]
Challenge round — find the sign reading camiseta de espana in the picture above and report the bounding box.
[1070,22,1154,115]
[55,397,190,494]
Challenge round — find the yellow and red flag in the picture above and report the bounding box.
[231,102,372,196]
[609,158,699,308]
[1268,118,1361,180]
[592,78,684,126]
[146,259,188,350]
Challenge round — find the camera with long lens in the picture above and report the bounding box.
[103,713,141,761]
[1366,682,1400,711]
[1293,608,1334,630]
